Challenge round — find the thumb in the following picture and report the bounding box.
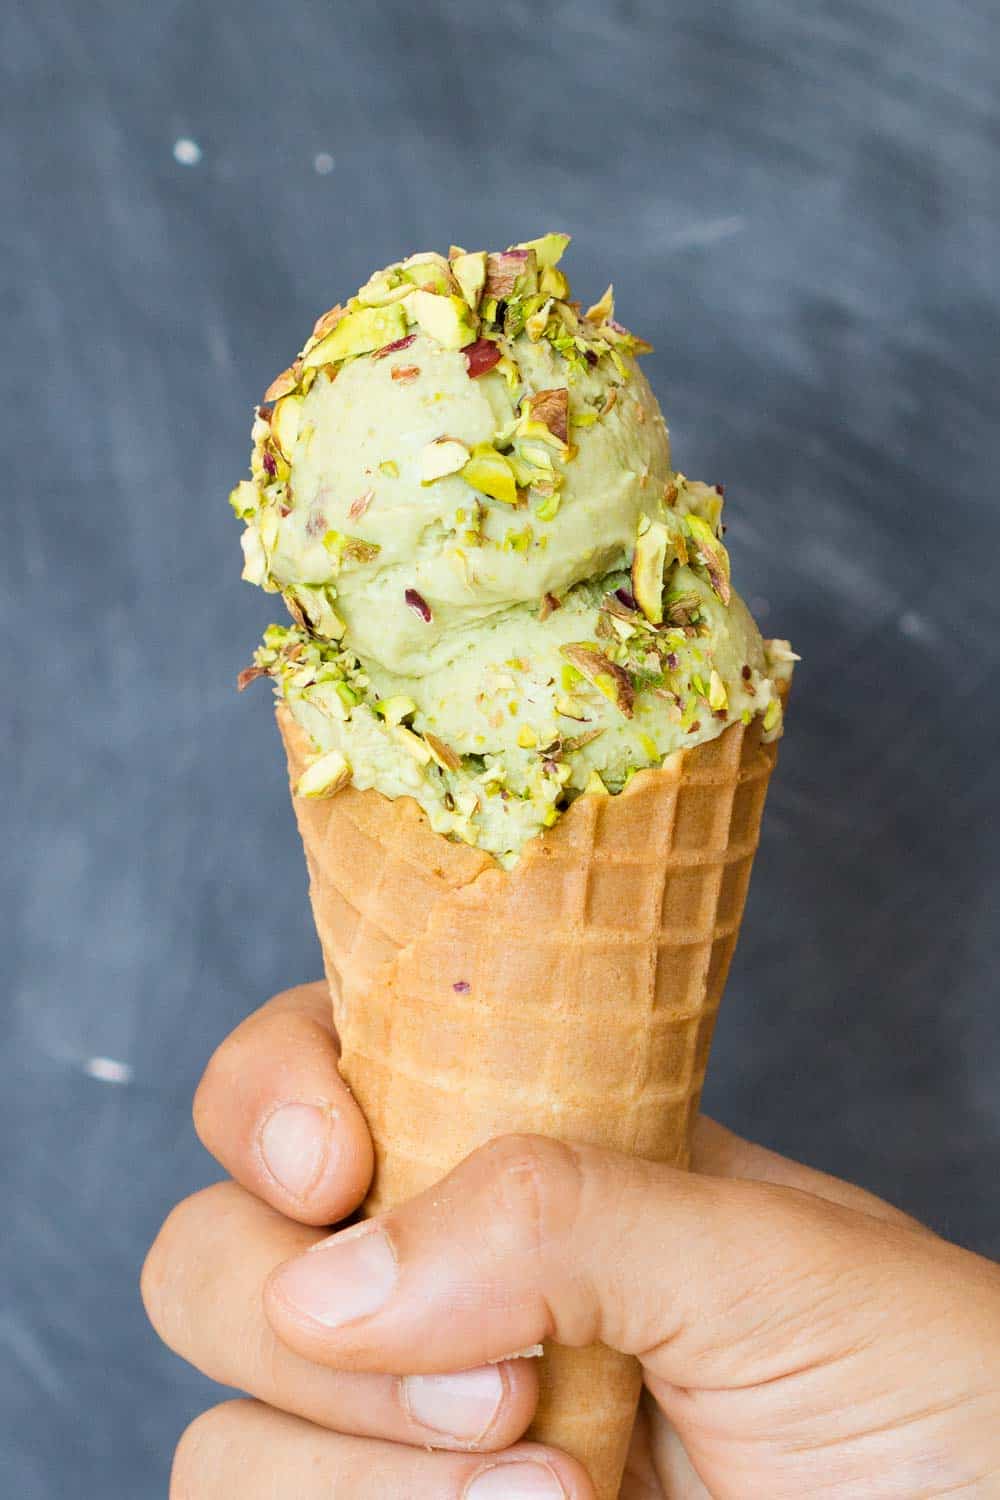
[264,1132,997,1390]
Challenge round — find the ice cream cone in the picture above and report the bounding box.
[277,697,783,1497]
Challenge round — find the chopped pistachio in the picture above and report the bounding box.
[450,251,487,309]
[555,695,587,720]
[608,614,636,641]
[425,733,463,771]
[322,530,381,566]
[407,289,478,349]
[296,749,351,799]
[400,251,454,294]
[570,408,599,428]
[303,303,408,368]
[378,459,399,478]
[236,663,267,692]
[675,476,724,534]
[269,394,304,459]
[304,682,349,721]
[539,265,569,299]
[708,670,728,711]
[763,697,783,734]
[229,480,258,520]
[284,584,344,639]
[684,514,732,604]
[461,443,519,505]
[516,232,570,269]
[484,247,538,299]
[391,725,433,764]
[355,266,412,307]
[585,285,615,325]
[526,387,569,445]
[374,695,417,725]
[263,364,301,403]
[309,305,346,345]
[525,297,553,341]
[503,525,534,552]
[560,644,635,718]
[421,436,470,484]
[663,590,702,627]
[240,527,268,585]
[631,515,670,624]
[559,727,604,753]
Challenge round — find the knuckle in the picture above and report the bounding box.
[170,1402,251,1499]
[191,1040,234,1147]
[476,1133,583,1258]
[140,1183,233,1342]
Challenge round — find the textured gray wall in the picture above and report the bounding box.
[4,1,999,1495]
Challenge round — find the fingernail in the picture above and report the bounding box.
[403,1366,504,1441]
[260,1103,331,1199]
[464,1463,566,1499]
[272,1224,397,1328]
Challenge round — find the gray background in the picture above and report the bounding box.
[4,0,998,1495]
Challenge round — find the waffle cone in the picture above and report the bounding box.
[277,701,782,1497]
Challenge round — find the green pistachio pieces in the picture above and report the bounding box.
[240,527,268,585]
[421,437,470,484]
[407,289,478,349]
[451,251,487,309]
[269,394,304,459]
[560,644,635,718]
[708,670,728,711]
[461,443,519,505]
[539,265,569,299]
[374,695,417,725]
[526,387,569,445]
[515,232,570,269]
[400,251,454,294]
[302,303,408,368]
[631,515,670,624]
[484,248,538,300]
[425,733,463,771]
[585,285,615,324]
[684,514,732,604]
[229,480,258,519]
[321,531,380,567]
[296,749,352,799]
[283,584,345,639]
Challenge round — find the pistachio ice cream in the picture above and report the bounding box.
[232,234,793,865]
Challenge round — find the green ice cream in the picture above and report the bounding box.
[232,234,793,866]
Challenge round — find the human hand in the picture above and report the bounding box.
[143,984,1000,1498]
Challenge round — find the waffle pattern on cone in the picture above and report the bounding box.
[278,704,781,1498]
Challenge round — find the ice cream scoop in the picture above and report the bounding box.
[233,234,793,864]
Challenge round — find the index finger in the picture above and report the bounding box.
[193,982,374,1226]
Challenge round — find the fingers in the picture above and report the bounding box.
[193,982,373,1226]
[264,1131,980,1394]
[691,1117,928,1230]
[142,1180,537,1451]
[171,1400,595,1500]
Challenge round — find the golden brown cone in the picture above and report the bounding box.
[277,701,782,1498]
